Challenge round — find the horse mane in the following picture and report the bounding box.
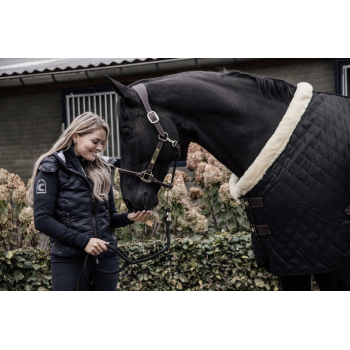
[222,70,297,103]
[127,69,297,104]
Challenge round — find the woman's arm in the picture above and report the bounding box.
[33,170,90,250]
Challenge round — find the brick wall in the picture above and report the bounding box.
[0,90,62,184]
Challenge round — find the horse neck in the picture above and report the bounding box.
[174,77,292,178]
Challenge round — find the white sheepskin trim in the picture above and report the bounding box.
[229,82,313,200]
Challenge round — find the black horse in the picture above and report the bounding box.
[109,71,293,209]
[108,70,350,291]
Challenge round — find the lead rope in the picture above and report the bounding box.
[75,197,173,291]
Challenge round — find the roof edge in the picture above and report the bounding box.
[0,58,263,88]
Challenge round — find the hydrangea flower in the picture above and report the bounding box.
[0,184,10,202]
[0,168,9,185]
[7,173,23,190]
[185,207,208,233]
[221,167,233,184]
[203,164,223,187]
[120,202,128,213]
[18,207,34,223]
[12,184,28,204]
[230,200,241,208]
[189,187,203,201]
[162,171,187,203]
[219,183,231,203]
[186,142,206,171]
[195,162,206,184]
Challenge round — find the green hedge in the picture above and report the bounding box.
[0,248,52,291]
[117,231,280,291]
[0,232,281,291]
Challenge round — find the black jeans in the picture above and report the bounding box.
[280,266,350,291]
[51,254,119,291]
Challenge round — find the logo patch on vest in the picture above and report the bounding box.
[36,179,46,194]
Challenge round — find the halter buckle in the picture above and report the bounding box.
[169,139,177,147]
[147,111,159,124]
[158,132,177,147]
[141,170,154,183]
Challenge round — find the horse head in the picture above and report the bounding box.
[107,75,182,212]
[107,70,294,212]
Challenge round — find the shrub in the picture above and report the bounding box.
[187,142,250,235]
[113,142,250,242]
[117,231,280,291]
[0,248,51,291]
[0,169,40,251]
[0,233,280,291]
[0,142,261,291]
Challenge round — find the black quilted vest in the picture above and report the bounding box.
[245,92,350,276]
[39,146,119,259]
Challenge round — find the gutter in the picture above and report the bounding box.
[0,58,262,88]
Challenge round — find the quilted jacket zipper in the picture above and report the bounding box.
[91,195,100,264]
[53,153,91,189]
[66,212,71,227]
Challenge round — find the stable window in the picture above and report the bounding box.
[64,91,120,158]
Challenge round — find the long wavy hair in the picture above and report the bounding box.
[27,112,113,205]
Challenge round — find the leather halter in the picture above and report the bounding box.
[117,83,181,189]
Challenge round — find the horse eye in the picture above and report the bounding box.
[121,128,132,137]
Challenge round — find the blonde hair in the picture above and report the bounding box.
[27,112,113,205]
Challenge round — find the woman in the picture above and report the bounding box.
[27,112,151,291]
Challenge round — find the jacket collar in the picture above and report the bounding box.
[229,82,313,200]
[53,146,86,178]
[54,146,114,179]
[65,146,88,177]
[56,146,110,164]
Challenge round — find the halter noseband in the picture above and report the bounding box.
[117,83,181,189]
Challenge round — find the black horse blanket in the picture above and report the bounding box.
[229,83,350,276]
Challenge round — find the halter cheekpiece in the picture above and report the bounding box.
[117,83,181,189]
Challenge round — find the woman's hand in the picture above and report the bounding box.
[127,210,152,222]
[85,238,110,255]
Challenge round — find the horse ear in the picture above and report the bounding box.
[106,75,133,101]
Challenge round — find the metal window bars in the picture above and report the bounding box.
[65,92,120,158]
[342,64,350,97]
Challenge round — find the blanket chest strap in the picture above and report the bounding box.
[249,197,263,208]
[244,196,270,235]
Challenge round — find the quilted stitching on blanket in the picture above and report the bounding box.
[245,92,350,276]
